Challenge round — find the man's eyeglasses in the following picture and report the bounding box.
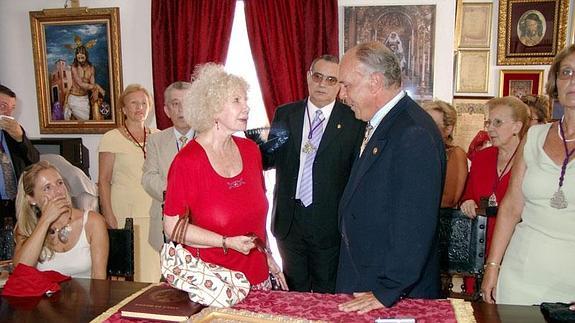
[310,71,338,86]
[557,67,575,80]
[484,118,506,128]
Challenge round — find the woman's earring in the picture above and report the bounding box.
[31,203,41,217]
[215,120,220,131]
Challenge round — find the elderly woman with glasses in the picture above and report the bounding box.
[521,94,550,126]
[459,96,530,295]
[481,45,575,306]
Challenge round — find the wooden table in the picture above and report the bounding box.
[0,278,547,322]
[0,278,149,323]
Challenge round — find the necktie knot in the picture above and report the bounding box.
[179,135,188,147]
[360,122,374,156]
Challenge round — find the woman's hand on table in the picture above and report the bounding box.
[267,254,288,290]
[338,292,384,314]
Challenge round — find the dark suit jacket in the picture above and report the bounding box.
[263,100,364,246]
[336,95,446,307]
[3,129,40,181]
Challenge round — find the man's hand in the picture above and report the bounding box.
[338,292,385,314]
[0,117,23,142]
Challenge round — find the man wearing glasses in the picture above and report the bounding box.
[261,55,364,293]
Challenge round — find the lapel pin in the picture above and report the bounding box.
[337,124,342,129]
[372,147,379,155]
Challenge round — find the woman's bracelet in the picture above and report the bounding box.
[484,262,500,270]
[222,236,228,255]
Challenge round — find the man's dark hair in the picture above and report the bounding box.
[0,84,16,98]
[309,54,339,71]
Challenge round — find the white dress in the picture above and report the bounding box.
[37,210,92,278]
[497,124,575,305]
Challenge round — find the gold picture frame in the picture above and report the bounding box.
[455,50,490,94]
[456,2,493,48]
[497,0,569,65]
[30,7,123,134]
[498,69,544,97]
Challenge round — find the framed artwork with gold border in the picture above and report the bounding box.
[498,70,544,97]
[455,50,490,94]
[30,7,123,134]
[497,0,569,65]
[456,2,493,48]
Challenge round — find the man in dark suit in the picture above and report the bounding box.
[263,55,364,293]
[336,42,445,312]
[0,84,40,220]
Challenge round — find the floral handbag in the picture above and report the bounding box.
[160,213,251,308]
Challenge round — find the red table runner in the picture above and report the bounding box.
[102,289,458,322]
[233,290,457,323]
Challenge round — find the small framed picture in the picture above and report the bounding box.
[499,70,544,97]
[455,50,490,94]
[497,0,569,65]
[456,2,493,48]
[452,96,492,151]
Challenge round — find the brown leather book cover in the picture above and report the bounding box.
[120,284,204,322]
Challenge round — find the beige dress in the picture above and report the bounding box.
[99,128,160,283]
[497,124,575,305]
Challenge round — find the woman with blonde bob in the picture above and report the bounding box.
[13,161,108,279]
[163,63,287,290]
[422,100,468,208]
[98,84,159,282]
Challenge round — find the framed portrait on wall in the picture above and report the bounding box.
[499,70,544,97]
[497,0,569,65]
[30,7,123,134]
[343,5,436,100]
[456,2,493,48]
[455,50,490,94]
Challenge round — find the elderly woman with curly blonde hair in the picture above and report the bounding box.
[163,63,288,290]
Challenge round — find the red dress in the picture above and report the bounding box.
[163,136,269,285]
[461,146,512,293]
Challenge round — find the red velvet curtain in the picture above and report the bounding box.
[244,0,339,121]
[151,0,236,129]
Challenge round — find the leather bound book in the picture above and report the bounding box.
[120,284,204,322]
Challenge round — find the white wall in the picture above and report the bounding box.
[0,0,153,180]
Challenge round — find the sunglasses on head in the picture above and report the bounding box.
[310,71,338,86]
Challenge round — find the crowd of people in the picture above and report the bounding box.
[1,42,574,312]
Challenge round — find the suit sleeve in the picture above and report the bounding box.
[6,129,39,165]
[373,126,443,307]
[261,107,285,170]
[141,134,165,201]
